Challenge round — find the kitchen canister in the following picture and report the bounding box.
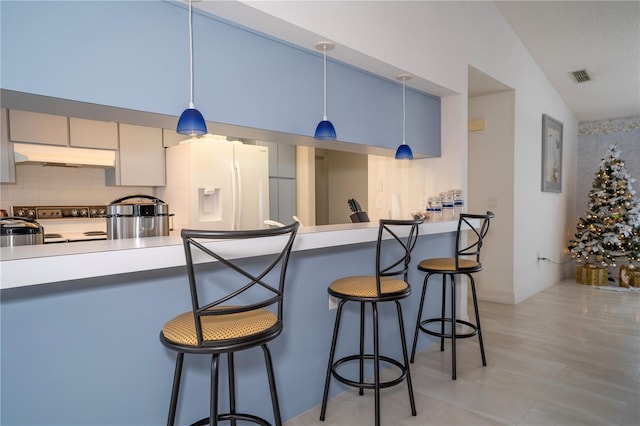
[440,192,455,220]
[427,197,442,220]
[451,189,464,216]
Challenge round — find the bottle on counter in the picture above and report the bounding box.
[451,189,464,216]
[427,197,442,220]
[440,192,455,220]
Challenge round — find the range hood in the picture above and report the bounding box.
[13,143,116,168]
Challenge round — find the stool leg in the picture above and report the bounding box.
[440,274,446,352]
[359,301,365,396]
[468,274,487,367]
[410,272,431,363]
[167,352,184,426]
[372,302,381,426]
[227,353,236,426]
[449,274,457,380]
[210,354,220,426]
[262,344,282,426]
[320,299,345,421]
[395,301,417,416]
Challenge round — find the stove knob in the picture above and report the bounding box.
[79,209,88,217]
[26,209,36,218]
[71,209,78,217]
[98,209,106,216]
[14,209,25,217]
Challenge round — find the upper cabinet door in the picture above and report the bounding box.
[1,108,16,183]
[107,123,164,187]
[9,110,68,146]
[69,117,118,150]
[162,128,186,148]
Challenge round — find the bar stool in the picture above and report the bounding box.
[160,222,299,426]
[410,212,494,380]
[320,219,422,426]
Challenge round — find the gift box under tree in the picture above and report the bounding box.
[576,264,607,286]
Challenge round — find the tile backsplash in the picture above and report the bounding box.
[0,164,155,211]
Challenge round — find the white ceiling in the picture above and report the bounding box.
[496,0,640,122]
[195,1,639,123]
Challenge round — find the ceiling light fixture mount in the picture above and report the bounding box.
[314,41,336,140]
[395,74,413,160]
[177,0,207,136]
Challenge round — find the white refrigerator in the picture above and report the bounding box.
[159,138,269,233]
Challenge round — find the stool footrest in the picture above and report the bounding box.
[331,354,408,390]
[418,318,479,339]
[192,412,272,426]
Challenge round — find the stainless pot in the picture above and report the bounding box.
[106,195,173,239]
[0,217,45,247]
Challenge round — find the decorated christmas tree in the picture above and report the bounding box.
[568,145,640,267]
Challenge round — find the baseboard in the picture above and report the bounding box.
[475,289,515,305]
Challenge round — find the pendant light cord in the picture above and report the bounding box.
[323,45,328,120]
[188,0,195,109]
[402,78,406,144]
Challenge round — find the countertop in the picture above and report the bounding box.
[0,220,467,289]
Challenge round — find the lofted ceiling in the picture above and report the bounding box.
[193,1,639,123]
[496,0,640,122]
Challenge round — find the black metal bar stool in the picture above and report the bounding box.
[410,212,494,380]
[320,219,422,426]
[160,222,299,426]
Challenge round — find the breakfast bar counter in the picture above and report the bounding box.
[0,220,466,289]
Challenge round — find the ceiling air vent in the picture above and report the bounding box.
[570,69,591,83]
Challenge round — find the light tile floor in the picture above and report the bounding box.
[285,280,640,425]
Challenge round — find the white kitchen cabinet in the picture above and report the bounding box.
[257,141,297,224]
[69,117,118,150]
[277,179,297,223]
[1,108,16,183]
[162,128,186,148]
[106,124,164,186]
[9,110,68,146]
[277,143,296,179]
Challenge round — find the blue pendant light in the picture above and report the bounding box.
[395,74,413,160]
[314,42,336,140]
[177,0,207,136]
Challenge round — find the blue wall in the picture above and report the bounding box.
[0,235,453,425]
[0,0,440,156]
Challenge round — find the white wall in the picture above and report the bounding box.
[240,1,578,304]
[464,2,578,303]
[469,91,516,303]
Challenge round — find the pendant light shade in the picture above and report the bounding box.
[395,74,413,160]
[177,0,207,136]
[177,106,206,136]
[395,143,413,159]
[314,41,336,140]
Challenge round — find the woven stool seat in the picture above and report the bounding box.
[418,258,480,272]
[329,276,409,299]
[162,308,279,347]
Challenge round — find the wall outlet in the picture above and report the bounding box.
[328,295,339,310]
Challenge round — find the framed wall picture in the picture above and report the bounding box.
[541,114,563,192]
